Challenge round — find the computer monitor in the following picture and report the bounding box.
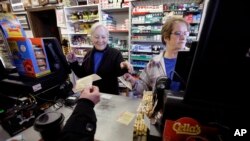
[172,41,197,91]
[0,37,72,97]
[183,0,250,127]
[0,58,6,79]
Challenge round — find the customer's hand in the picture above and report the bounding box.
[123,73,137,87]
[80,86,100,105]
[66,52,77,63]
[120,61,134,73]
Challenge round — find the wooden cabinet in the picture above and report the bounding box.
[27,6,61,42]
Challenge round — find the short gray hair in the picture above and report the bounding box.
[90,22,109,36]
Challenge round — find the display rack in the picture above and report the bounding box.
[101,6,130,60]
[13,11,31,30]
[62,0,203,90]
[130,0,203,75]
[64,4,100,58]
[162,0,202,46]
[130,0,164,74]
[0,30,14,69]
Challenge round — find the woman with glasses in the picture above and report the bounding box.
[67,22,133,95]
[124,17,190,96]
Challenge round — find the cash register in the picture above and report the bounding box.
[0,38,72,136]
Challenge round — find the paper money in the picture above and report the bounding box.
[73,74,101,93]
[118,76,132,90]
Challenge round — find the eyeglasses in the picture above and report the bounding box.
[171,31,190,36]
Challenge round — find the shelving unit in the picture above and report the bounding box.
[130,1,164,74]
[64,2,130,59]
[63,0,203,70]
[62,0,204,89]
[0,30,14,69]
[162,1,202,47]
[130,0,203,75]
[64,4,100,58]
[13,12,30,30]
[101,5,130,60]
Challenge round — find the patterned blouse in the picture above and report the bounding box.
[133,52,167,96]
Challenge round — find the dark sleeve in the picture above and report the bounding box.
[114,50,128,76]
[69,61,86,78]
[57,99,96,141]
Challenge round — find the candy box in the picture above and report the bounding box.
[7,37,51,78]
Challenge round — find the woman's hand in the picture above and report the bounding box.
[66,52,77,63]
[123,73,137,87]
[120,61,134,73]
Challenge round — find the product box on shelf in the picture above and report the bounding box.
[0,13,26,38]
[38,0,58,6]
[7,37,51,78]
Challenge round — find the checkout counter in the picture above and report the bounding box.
[1,93,163,141]
[1,94,141,141]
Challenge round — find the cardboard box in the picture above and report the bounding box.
[7,37,51,78]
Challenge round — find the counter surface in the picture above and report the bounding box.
[0,94,140,141]
[95,94,140,141]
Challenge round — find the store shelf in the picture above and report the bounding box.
[109,30,129,33]
[132,11,163,16]
[131,40,162,43]
[131,22,162,25]
[66,19,99,23]
[129,0,203,75]
[64,4,100,51]
[64,4,99,9]
[131,58,151,61]
[133,64,146,68]
[131,30,161,34]
[130,55,152,61]
[0,30,14,69]
[130,50,155,54]
[101,3,130,59]
[70,44,93,48]
[130,1,164,75]
[102,7,129,12]
[60,0,203,76]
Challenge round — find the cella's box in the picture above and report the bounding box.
[7,37,51,78]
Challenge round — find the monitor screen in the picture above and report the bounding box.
[173,41,197,91]
[183,0,250,127]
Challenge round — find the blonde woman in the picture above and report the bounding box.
[124,17,190,96]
